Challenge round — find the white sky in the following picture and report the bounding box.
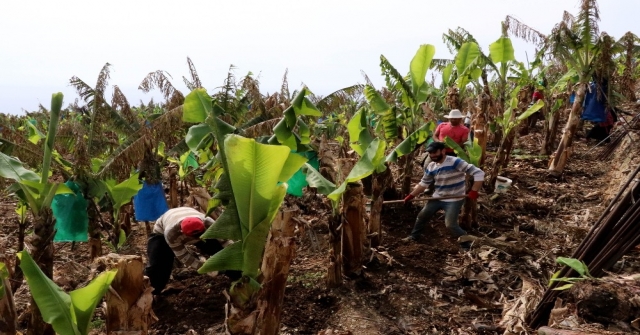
[0,0,636,114]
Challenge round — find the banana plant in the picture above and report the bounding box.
[181,89,307,321]
[488,97,545,188]
[18,251,116,335]
[365,44,437,194]
[104,172,143,250]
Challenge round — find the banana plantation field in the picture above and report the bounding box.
[2,1,640,334]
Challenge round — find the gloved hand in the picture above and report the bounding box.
[467,190,479,200]
[403,194,415,205]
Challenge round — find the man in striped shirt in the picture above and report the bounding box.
[145,207,227,295]
[402,142,485,249]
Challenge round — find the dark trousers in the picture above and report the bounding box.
[144,233,224,295]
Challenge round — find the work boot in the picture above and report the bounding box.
[401,236,416,243]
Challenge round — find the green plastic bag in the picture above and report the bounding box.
[286,151,319,197]
[52,181,89,242]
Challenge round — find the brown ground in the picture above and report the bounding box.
[2,120,640,335]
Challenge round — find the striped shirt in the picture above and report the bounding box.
[419,156,485,201]
[153,207,215,270]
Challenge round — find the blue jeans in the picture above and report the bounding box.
[409,199,466,239]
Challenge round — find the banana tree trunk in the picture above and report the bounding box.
[488,132,515,192]
[224,210,296,335]
[369,168,391,248]
[326,212,343,288]
[169,173,178,208]
[459,176,477,230]
[479,69,498,152]
[399,152,415,196]
[549,84,586,176]
[542,105,561,155]
[101,254,153,334]
[501,132,517,169]
[254,209,296,335]
[342,183,365,275]
[88,199,103,260]
[0,276,17,334]
[28,211,55,335]
[11,218,27,293]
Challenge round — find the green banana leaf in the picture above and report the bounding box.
[291,88,322,117]
[347,108,374,156]
[443,137,482,166]
[199,135,306,278]
[18,250,117,335]
[186,124,214,152]
[455,42,480,88]
[410,44,436,97]
[328,139,386,202]
[442,63,454,87]
[25,119,45,144]
[386,122,435,163]
[516,99,545,123]
[0,152,40,182]
[301,163,336,195]
[443,137,470,163]
[272,89,321,150]
[105,173,143,211]
[182,89,212,123]
[363,86,397,140]
[489,37,515,65]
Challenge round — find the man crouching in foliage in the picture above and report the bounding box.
[144,207,240,295]
[402,141,485,250]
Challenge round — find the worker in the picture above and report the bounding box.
[144,207,236,295]
[432,109,470,157]
[402,141,485,250]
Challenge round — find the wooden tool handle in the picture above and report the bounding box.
[382,195,467,205]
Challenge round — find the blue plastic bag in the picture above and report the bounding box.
[133,181,169,221]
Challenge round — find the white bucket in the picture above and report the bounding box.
[494,176,513,193]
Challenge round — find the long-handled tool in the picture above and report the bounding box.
[380,195,467,205]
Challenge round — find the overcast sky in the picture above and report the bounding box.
[1,0,636,115]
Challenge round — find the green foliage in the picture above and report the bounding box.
[270,88,321,151]
[347,108,374,156]
[25,119,45,145]
[455,42,482,88]
[328,138,387,202]
[105,229,127,251]
[443,137,483,166]
[488,37,515,65]
[410,44,436,101]
[496,99,545,137]
[386,122,436,163]
[0,152,40,182]
[363,86,396,140]
[105,173,143,216]
[198,135,306,279]
[301,163,336,195]
[183,88,309,289]
[549,257,594,291]
[18,250,117,335]
[0,93,74,216]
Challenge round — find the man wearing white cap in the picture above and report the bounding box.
[433,109,470,156]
